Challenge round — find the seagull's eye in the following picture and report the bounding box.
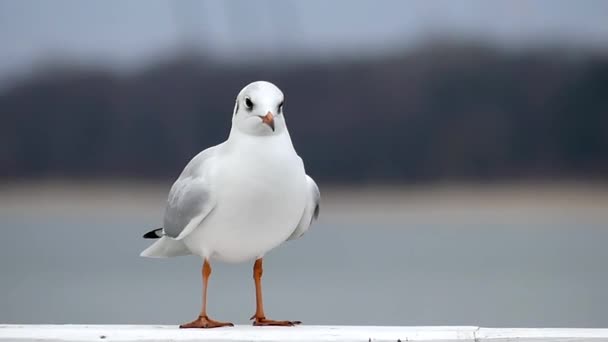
[278,101,284,114]
[244,97,253,110]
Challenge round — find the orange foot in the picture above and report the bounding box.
[180,315,234,329]
[251,316,301,326]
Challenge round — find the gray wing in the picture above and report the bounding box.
[287,175,320,241]
[162,145,221,240]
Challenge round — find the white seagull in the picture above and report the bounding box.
[140,81,320,328]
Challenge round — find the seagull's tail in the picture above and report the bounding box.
[140,228,191,258]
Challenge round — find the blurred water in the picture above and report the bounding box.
[0,192,607,327]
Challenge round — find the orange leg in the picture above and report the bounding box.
[250,258,301,326]
[180,259,233,328]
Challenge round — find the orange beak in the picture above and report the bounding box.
[260,112,275,131]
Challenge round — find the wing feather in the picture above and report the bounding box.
[161,144,221,240]
[287,175,320,241]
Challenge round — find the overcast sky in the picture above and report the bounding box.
[1,0,607,83]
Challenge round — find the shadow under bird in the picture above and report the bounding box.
[141,81,321,328]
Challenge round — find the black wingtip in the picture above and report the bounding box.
[143,228,163,239]
[313,204,320,220]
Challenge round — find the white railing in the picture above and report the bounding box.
[1,325,608,341]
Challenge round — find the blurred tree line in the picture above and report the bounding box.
[1,41,607,184]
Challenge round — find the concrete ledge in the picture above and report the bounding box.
[0,325,607,342]
[477,327,608,341]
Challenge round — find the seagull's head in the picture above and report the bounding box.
[232,81,286,136]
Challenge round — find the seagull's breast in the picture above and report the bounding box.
[184,135,307,262]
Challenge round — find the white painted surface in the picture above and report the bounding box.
[0,325,477,342]
[477,328,608,341]
[1,325,608,342]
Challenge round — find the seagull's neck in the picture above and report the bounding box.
[226,126,295,152]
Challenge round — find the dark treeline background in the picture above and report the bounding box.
[1,41,607,184]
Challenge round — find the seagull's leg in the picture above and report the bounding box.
[250,258,301,326]
[180,259,234,328]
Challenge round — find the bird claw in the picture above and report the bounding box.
[180,315,234,329]
[251,316,302,326]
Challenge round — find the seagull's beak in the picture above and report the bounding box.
[260,112,275,132]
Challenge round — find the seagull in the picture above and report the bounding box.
[140,81,320,328]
